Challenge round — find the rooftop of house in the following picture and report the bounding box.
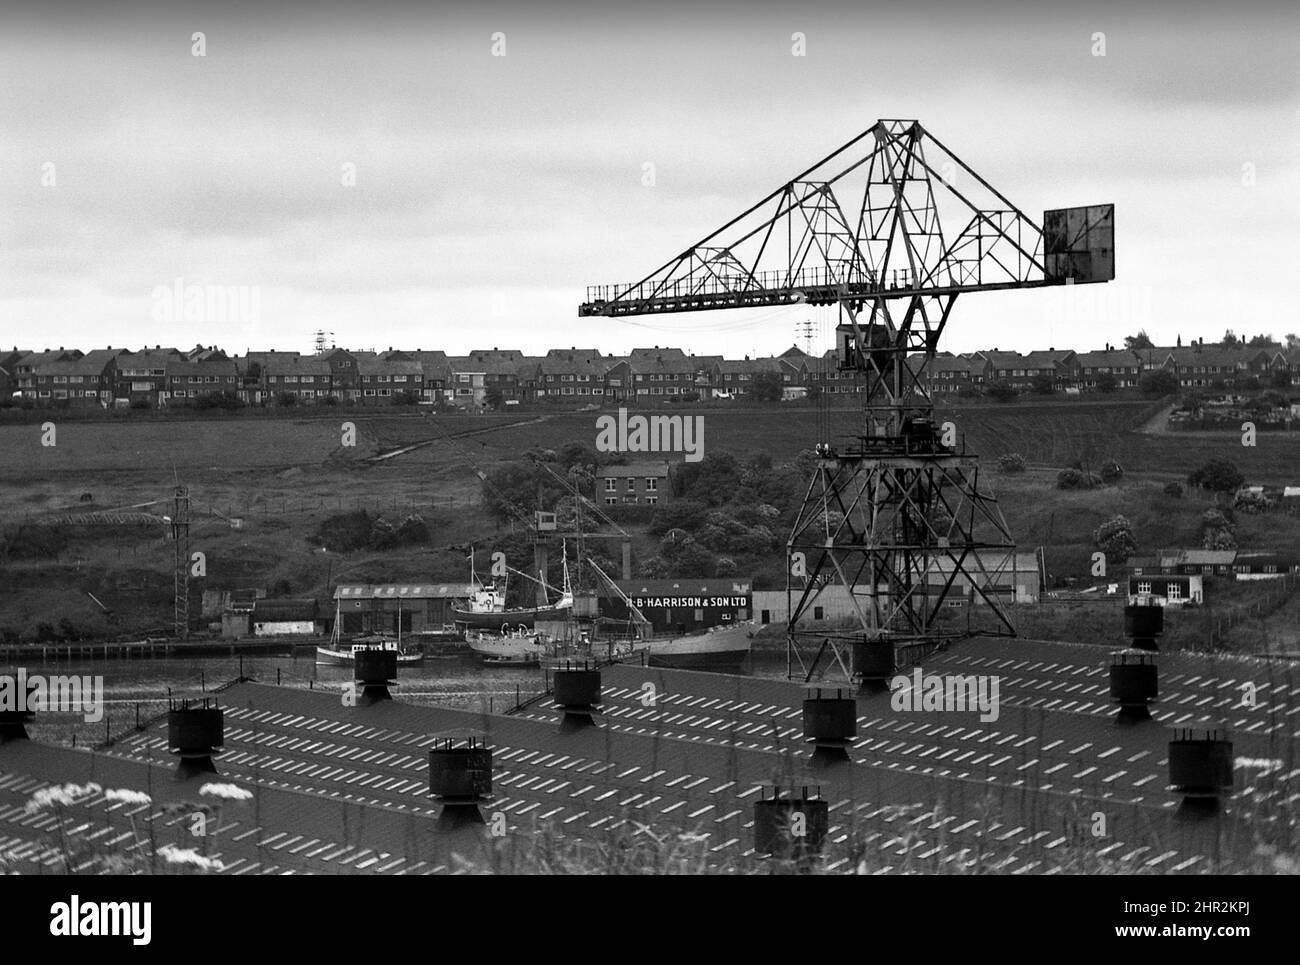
[166,358,241,377]
[1074,349,1144,367]
[596,461,672,477]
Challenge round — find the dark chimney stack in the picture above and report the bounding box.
[1124,602,1164,651]
[853,639,895,694]
[168,699,224,779]
[0,674,35,743]
[753,786,829,861]
[553,663,601,732]
[1168,727,1233,818]
[353,647,398,704]
[802,685,856,766]
[428,735,492,830]
[1109,649,1157,724]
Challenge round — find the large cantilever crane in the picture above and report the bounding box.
[580,118,1114,683]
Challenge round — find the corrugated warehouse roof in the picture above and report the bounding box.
[334,584,477,600]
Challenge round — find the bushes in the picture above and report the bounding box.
[1163,482,1184,498]
[985,380,1018,403]
[1187,458,1245,493]
[997,452,1027,473]
[192,391,244,412]
[312,510,431,552]
[1056,468,1100,490]
[1234,489,1274,514]
[1200,508,1236,550]
[1099,460,1123,484]
[1139,369,1179,396]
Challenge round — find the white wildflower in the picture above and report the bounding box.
[104,788,152,805]
[25,782,101,813]
[1235,757,1283,774]
[157,844,224,872]
[198,782,253,801]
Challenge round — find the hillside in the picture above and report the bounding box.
[2,400,1296,646]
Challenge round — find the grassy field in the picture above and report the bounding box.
[2,400,1297,646]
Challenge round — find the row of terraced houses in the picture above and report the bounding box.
[1,338,1296,409]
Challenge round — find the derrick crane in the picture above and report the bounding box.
[580,118,1114,683]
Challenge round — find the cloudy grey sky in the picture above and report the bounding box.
[1,0,1296,358]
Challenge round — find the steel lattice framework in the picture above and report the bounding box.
[580,119,1112,683]
[172,485,191,640]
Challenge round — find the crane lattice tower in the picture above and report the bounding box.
[580,119,1114,683]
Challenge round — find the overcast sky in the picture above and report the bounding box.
[1,0,1296,358]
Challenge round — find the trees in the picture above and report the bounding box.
[1094,515,1137,565]
[1221,329,1240,347]
[1124,330,1154,350]
[1138,369,1178,397]
[480,462,565,524]
[1095,371,1119,393]
[1247,333,1279,347]
[1187,458,1245,494]
[749,371,785,402]
[484,384,504,409]
[1270,368,1292,389]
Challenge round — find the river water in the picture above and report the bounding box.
[16,646,792,748]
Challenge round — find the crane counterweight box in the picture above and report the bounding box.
[1043,203,1114,283]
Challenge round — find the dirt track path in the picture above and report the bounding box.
[365,415,551,464]
[1133,402,1176,434]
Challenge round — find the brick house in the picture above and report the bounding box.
[23,350,118,407]
[264,356,335,403]
[920,353,983,397]
[1159,343,1273,388]
[1074,348,1143,389]
[110,348,184,407]
[357,357,423,403]
[595,461,672,506]
[708,356,786,397]
[629,347,710,398]
[536,348,612,401]
[165,358,242,404]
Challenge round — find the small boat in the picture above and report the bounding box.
[315,634,424,666]
[467,626,546,666]
[314,642,426,665]
[320,596,424,665]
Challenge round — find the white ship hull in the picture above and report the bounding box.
[639,621,754,670]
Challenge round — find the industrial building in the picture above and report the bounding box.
[333,583,476,635]
[250,598,321,636]
[602,578,752,633]
[1127,574,1203,606]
